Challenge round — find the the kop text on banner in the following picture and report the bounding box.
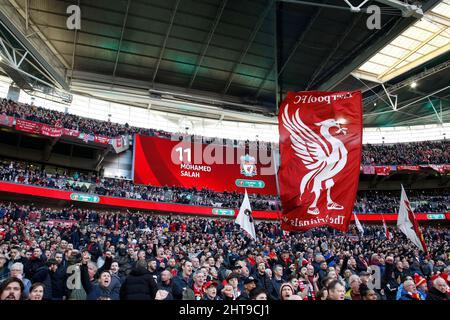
[278,91,363,232]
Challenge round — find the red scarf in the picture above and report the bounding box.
[192,284,204,300]
[411,292,421,300]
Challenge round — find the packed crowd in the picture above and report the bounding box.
[0,159,448,214]
[0,98,268,149]
[362,140,449,166]
[354,189,449,214]
[1,98,449,165]
[0,201,448,301]
[0,160,279,211]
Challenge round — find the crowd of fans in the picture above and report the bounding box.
[354,189,449,214]
[1,98,449,164]
[0,160,279,211]
[0,98,266,148]
[0,98,169,140]
[0,201,448,301]
[362,140,449,166]
[0,159,448,214]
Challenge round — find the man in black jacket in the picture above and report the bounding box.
[269,264,284,300]
[237,276,256,300]
[120,260,157,300]
[426,277,449,300]
[51,252,68,300]
[86,236,102,262]
[24,248,46,280]
[253,262,272,292]
[382,256,399,300]
[157,270,174,297]
[32,258,58,300]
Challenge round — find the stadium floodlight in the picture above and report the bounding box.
[410,81,418,88]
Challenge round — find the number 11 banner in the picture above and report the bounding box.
[278,91,363,232]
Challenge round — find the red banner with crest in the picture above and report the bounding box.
[278,91,363,232]
[41,124,62,137]
[15,119,42,134]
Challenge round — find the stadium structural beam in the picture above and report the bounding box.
[111,0,131,86]
[306,14,362,90]
[382,83,398,111]
[409,90,450,104]
[255,5,322,98]
[274,0,280,114]
[1,0,69,89]
[24,0,28,31]
[427,97,443,124]
[317,0,441,90]
[374,0,423,18]
[222,0,274,95]
[378,26,448,80]
[277,7,322,80]
[363,60,450,106]
[0,35,59,89]
[151,0,181,87]
[95,148,110,172]
[188,0,228,89]
[276,0,359,11]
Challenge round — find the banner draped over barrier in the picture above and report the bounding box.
[278,91,363,232]
[0,117,129,154]
[361,164,450,175]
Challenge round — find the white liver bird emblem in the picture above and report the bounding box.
[282,104,348,215]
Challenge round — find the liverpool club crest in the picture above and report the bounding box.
[240,154,257,177]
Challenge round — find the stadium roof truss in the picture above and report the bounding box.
[353,0,450,83]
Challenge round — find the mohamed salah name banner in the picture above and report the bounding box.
[133,134,277,195]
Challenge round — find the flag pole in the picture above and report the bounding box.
[272,146,282,221]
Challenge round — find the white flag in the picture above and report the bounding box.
[397,185,427,252]
[235,189,257,240]
[353,213,364,235]
[382,214,391,240]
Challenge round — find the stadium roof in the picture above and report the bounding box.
[0,0,448,127]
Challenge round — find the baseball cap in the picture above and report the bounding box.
[204,281,218,289]
[244,276,256,285]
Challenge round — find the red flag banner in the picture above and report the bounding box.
[278,90,363,232]
[41,124,62,137]
[94,135,110,144]
[375,166,391,176]
[397,165,420,171]
[62,128,80,137]
[0,114,14,127]
[426,164,446,174]
[362,165,375,175]
[15,119,42,134]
